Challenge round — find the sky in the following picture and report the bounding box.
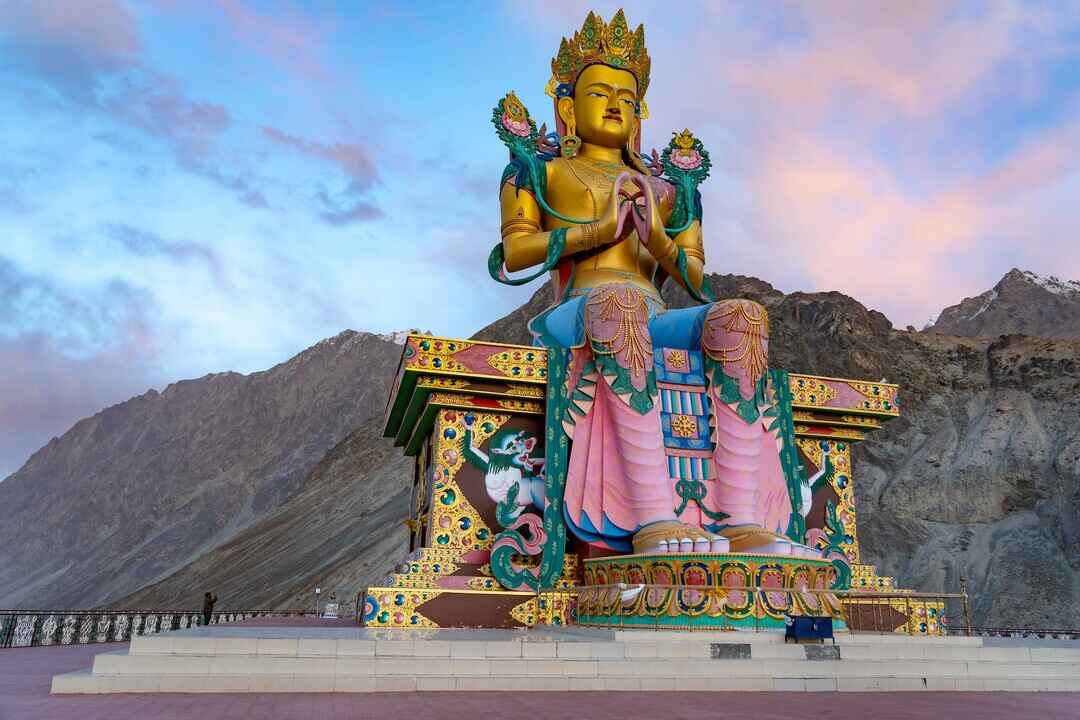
[1,0,1079,478]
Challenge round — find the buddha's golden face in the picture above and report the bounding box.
[559,63,638,149]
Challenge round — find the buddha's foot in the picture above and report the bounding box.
[719,525,823,558]
[632,521,731,556]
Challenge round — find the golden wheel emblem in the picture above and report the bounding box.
[666,350,688,370]
[670,414,697,438]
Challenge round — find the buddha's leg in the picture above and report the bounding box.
[702,299,793,553]
[567,285,716,555]
[576,285,672,530]
[712,400,765,527]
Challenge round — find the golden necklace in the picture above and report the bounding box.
[566,155,626,191]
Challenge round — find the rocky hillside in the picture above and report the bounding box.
[112,417,411,613]
[5,270,1078,629]
[0,331,403,609]
[929,268,1080,339]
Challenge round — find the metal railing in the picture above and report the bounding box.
[965,626,1080,640]
[0,610,304,649]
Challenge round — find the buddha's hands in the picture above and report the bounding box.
[581,173,673,259]
[589,171,659,249]
[637,177,677,263]
[591,175,629,248]
[606,172,654,247]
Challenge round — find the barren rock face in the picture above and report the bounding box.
[4,270,1078,628]
[112,417,412,613]
[0,331,404,609]
[929,268,1080,340]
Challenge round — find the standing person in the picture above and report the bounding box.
[202,591,218,626]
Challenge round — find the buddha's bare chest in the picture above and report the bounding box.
[544,160,673,226]
[545,160,619,220]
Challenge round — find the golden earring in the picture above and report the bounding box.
[560,118,581,158]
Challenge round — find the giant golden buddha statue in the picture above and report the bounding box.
[487,10,818,590]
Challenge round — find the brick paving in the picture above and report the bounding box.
[4,639,1080,720]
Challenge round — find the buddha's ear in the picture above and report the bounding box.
[557,96,575,127]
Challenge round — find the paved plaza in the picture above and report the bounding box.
[4,627,1080,720]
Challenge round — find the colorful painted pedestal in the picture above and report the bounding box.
[365,336,576,629]
[577,552,846,630]
[363,335,941,634]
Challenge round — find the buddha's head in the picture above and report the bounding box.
[548,10,651,154]
[558,63,638,149]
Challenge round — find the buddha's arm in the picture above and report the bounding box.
[673,220,705,290]
[642,181,706,292]
[499,181,607,272]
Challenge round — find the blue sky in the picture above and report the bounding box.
[1,0,1079,477]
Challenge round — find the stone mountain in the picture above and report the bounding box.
[928,268,1080,339]
[0,331,403,609]
[4,271,1078,629]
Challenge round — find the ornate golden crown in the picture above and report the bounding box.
[546,9,651,102]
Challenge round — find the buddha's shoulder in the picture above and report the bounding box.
[497,155,563,186]
[546,156,573,178]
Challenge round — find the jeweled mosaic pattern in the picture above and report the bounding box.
[427,410,506,551]
[789,374,899,416]
[361,586,542,629]
[843,596,947,636]
[403,336,548,383]
[364,394,583,628]
[360,589,441,628]
[799,438,860,563]
[510,592,576,626]
[851,563,896,591]
[578,553,844,629]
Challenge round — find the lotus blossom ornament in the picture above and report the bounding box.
[669,129,703,170]
[501,91,531,138]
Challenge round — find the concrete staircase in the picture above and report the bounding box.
[52,629,1080,693]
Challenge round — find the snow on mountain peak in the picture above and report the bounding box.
[1019,270,1080,296]
[378,330,412,345]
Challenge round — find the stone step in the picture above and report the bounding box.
[91,651,1080,679]
[127,634,1080,664]
[612,630,984,645]
[53,630,1080,694]
[123,636,784,659]
[53,669,1080,694]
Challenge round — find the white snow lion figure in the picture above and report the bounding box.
[460,416,545,518]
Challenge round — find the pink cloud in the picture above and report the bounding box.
[261,125,382,224]
[1,0,141,105]
[261,125,379,191]
[211,0,332,82]
[724,2,1045,120]
[3,0,141,64]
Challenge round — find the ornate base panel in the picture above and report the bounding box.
[363,397,580,629]
[361,588,574,629]
[843,597,947,636]
[577,552,845,630]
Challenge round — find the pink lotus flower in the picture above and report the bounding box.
[671,149,702,170]
[502,112,530,137]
